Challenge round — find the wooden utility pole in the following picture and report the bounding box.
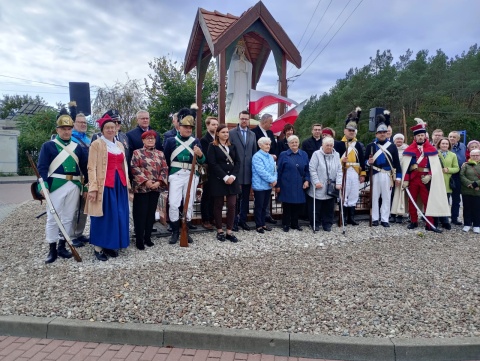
[402,107,407,143]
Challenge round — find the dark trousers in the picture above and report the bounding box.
[308,197,335,229]
[236,184,251,224]
[200,181,214,222]
[253,190,271,228]
[282,202,302,228]
[462,194,480,227]
[213,195,236,231]
[450,174,461,221]
[133,192,160,243]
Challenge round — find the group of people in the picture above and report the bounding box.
[36,102,480,264]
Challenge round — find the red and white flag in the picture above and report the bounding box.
[270,100,307,134]
[248,90,297,115]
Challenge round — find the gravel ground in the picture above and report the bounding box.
[0,200,479,339]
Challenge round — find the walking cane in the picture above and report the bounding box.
[313,191,316,234]
[339,191,346,235]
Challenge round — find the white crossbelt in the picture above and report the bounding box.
[170,161,198,171]
[48,140,79,177]
[170,137,195,162]
[50,173,82,181]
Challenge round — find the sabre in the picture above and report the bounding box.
[404,187,439,231]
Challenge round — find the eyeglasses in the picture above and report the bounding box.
[239,117,249,121]
[144,137,155,141]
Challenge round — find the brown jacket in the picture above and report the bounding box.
[84,139,130,217]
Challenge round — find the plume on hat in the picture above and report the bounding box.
[344,106,362,127]
[414,117,425,124]
[376,109,391,128]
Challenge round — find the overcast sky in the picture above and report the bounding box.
[1,0,479,117]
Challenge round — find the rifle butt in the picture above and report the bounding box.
[180,221,189,247]
[67,242,82,262]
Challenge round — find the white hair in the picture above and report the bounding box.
[322,137,334,146]
[287,135,299,143]
[257,137,271,147]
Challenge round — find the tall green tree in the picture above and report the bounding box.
[0,94,47,119]
[145,56,218,134]
[92,77,147,131]
[16,109,58,175]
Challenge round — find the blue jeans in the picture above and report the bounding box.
[450,174,461,221]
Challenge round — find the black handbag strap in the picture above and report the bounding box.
[323,154,333,183]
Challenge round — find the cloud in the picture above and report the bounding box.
[0,0,479,109]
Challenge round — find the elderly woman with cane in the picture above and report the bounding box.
[308,137,342,232]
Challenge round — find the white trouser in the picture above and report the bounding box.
[371,172,391,222]
[343,167,360,207]
[45,181,80,243]
[168,170,199,222]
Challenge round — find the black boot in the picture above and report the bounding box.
[45,243,58,264]
[136,237,145,250]
[169,221,180,244]
[348,207,359,225]
[57,240,72,259]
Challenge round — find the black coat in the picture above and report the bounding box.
[207,143,241,197]
[252,126,277,156]
[200,132,214,164]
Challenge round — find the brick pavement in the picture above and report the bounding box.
[0,336,338,361]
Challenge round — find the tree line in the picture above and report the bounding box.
[4,44,479,174]
[294,44,480,145]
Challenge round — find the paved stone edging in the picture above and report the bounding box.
[1,316,479,360]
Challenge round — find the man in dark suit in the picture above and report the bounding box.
[252,113,278,224]
[229,110,258,230]
[199,116,219,230]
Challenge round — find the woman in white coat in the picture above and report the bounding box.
[308,137,342,232]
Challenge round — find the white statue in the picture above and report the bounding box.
[225,40,253,123]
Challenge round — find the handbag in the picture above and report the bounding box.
[439,154,457,190]
[324,155,339,198]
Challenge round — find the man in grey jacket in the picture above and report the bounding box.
[229,110,257,230]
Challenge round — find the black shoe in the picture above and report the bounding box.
[71,238,85,248]
[57,240,72,259]
[263,226,272,231]
[76,235,90,243]
[452,220,463,226]
[239,221,251,231]
[311,225,320,232]
[347,207,359,225]
[256,228,265,234]
[395,216,403,224]
[291,226,302,231]
[169,221,180,244]
[283,225,289,232]
[389,215,396,223]
[217,232,226,242]
[407,222,418,229]
[225,233,238,243]
[323,226,332,232]
[187,234,194,244]
[265,216,277,224]
[381,222,390,228]
[232,224,239,232]
[136,240,145,250]
[372,220,379,226]
[167,225,172,232]
[94,250,108,261]
[45,243,58,264]
[103,248,118,258]
[145,239,155,247]
[442,223,452,230]
[187,221,197,230]
[425,226,443,233]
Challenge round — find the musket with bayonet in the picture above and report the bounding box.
[26,151,82,262]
